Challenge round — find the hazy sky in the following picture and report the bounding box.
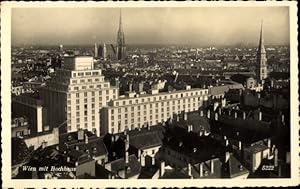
[12,7,290,46]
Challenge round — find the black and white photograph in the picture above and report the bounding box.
[1,1,299,188]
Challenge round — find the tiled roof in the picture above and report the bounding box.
[109,154,141,178]
[12,137,32,166]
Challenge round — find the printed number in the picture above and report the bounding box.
[262,165,274,171]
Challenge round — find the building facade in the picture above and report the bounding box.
[101,88,209,135]
[40,56,119,136]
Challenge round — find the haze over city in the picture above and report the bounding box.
[12,7,289,46]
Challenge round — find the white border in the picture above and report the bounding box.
[1,1,299,188]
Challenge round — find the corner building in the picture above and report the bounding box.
[40,56,118,136]
[101,88,209,135]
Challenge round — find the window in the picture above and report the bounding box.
[84,99,87,103]
[73,73,76,77]
[92,104,95,108]
[76,93,79,98]
[84,111,87,116]
[88,79,92,82]
[76,99,79,104]
[84,92,87,97]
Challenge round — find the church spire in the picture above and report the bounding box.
[118,9,123,33]
[116,9,126,60]
[258,20,266,54]
[256,20,268,82]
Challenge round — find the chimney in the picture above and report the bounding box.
[125,152,129,164]
[199,131,203,136]
[225,139,229,146]
[238,141,242,150]
[199,163,203,177]
[151,157,155,165]
[147,124,150,130]
[274,148,278,167]
[78,129,84,141]
[225,152,230,163]
[234,112,237,119]
[42,141,47,149]
[138,82,144,93]
[129,82,133,92]
[210,160,214,174]
[267,139,271,148]
[188,125,193,132]
[187,163,192,177]
[176,114,180,122]
[160,161,165,177]
[215,113,218,121]
[221,98,226,107]
[200,110,204,117]
[228,110,231,116]
[243,112,246,120]
[138,149,141,162]
[141,155,145,167]
[85,134,88,144]
[218,108,221,115]
[56,145,59,151]
[184,112,188,121]
[115,78,120,88]
[125,135,130,163]
[281,114,285,123]
[67,156,70,162]
[207,109,211,119]
[259,111,262,121]
[75,145,79,150]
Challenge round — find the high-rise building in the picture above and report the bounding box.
[256,21,268,82]
[116,10,126,60]
[40,56,119,136]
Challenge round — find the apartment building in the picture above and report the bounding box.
[101,87,209,135]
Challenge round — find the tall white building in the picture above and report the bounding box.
[101,87,209,135]
[40,56,118,136]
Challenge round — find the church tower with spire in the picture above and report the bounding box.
[116,10,126,60]
[256,21,268,82]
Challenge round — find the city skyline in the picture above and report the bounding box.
[12,7,289,46]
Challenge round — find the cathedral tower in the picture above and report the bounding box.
[116,10,126,60]
[256,21,268,82]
